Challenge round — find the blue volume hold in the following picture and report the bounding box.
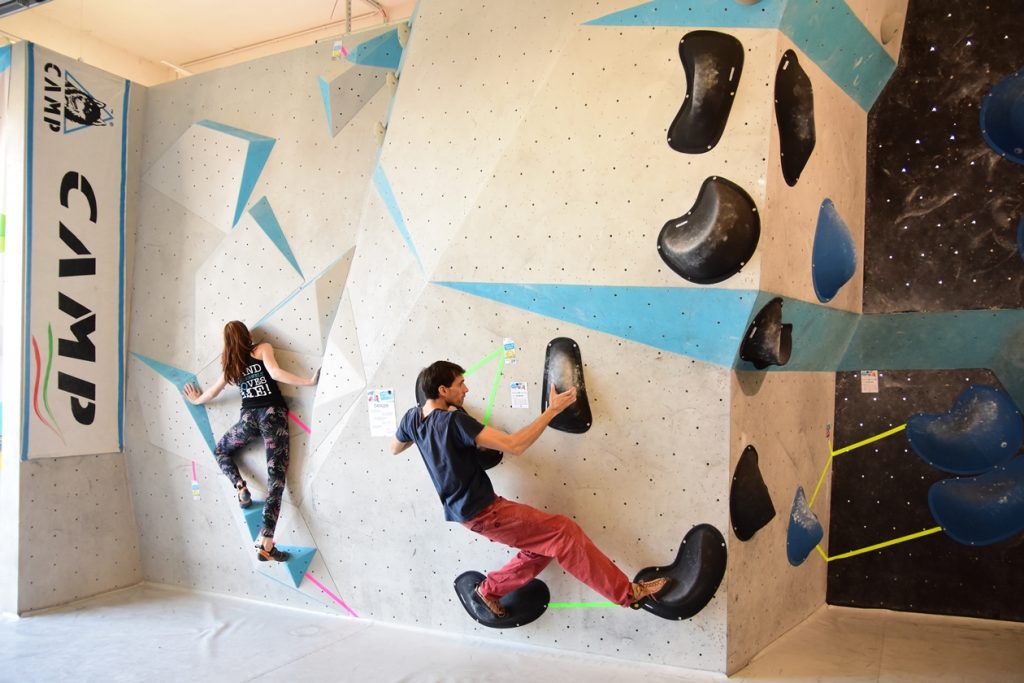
[929,456,1024,546]
[786,486,823,566]
[907,384,1024,475]
[811,199,857,303]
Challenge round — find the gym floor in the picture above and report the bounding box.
[3,583,1022,682]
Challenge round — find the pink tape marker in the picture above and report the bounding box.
[304,572,358,618]
[288,411,311,435]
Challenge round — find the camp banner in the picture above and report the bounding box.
[22,44,129,459]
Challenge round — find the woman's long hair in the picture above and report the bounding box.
[222,321,255,385]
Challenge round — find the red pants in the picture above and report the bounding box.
[462,496,632,606]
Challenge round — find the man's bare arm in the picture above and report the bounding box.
[475,384,576,455]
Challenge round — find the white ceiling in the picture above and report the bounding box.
[0,0,416,85]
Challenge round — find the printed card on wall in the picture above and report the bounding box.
[22,45,129,458]
[367,388,397,437]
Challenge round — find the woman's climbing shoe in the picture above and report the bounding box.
[236,483,252,509]
[256,544,291,562]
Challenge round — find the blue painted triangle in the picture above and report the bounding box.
[195,121,276,227]
[317,76,333,135]
[585,1,782,27]
[248,196,303,278]
[131,352,216,453]
[0,45,10,73]
[275,545,318,587]
[243,501,266,541]
[374,165,424,273]
[435,281,757,368]
[347,29,403,70]
[237,139,275,227]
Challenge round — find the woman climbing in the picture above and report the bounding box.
[184,320,318,562]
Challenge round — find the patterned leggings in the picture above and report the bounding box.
[214,406,290,539]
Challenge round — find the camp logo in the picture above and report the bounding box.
[40,62,114,133]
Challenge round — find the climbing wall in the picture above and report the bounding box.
[126,30,392,614]
[827,0,1024,622]
[121,0,1024,675]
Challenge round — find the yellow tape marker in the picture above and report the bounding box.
[824,526,943,562]
[810,424,908,509]
[831,423,907,457]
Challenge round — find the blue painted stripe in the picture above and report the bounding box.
[249,196,304,278]
[587,0,895,111]
[196,119,275,143]
[0,45,11,73]
[317,76,333,136]
[435,281,758,368]
[373,164,424,274]
[585,0,783,28]
[118,80,130,452]
[22,43,35,460]
[131,353,217,453]
[780,0,895,112]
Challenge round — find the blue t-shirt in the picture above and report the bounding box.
[396,406,494,523]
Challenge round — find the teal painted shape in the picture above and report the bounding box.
[839,309,1024,410]
[586,0,783,27]
[587,0,895,111]
[196,120,276,227]
[0,45,12,72]
[131,352,216,453]
[811,199,857,303]
[243,501,266,541]
[317,76,333,135]
[779,0,895,112]
[348,29,403,70]
[436,281,757,368]
[252,253,347,329]
[373,164,424,273]
[276,545,318,587]
[736,292,859,371]
[249,196,303,278]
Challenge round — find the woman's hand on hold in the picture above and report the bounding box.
[183,383,202,404]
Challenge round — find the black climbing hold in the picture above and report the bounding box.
[774,49,816,186]
[416,373,503,469]
[542,337,592,434]
[657,176,760,284]
[739,297,792,369]
[906,384,1023,475]
[667,30,744,154]
[632,524,727,620]
[730,445,776,541]
[453,570,549,628]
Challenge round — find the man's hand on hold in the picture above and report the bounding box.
[547,383,577,414]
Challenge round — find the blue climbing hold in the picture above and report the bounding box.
[243,501,266,541]
[980,67,1024,166]
[1017,216,1023,262]
[929,455,1024,546]
[276,546,318,587]
[811,199,857,303]
[787,486,823,566]
[906,385,1023,475]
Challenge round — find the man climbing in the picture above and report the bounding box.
[391,360,669,618]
